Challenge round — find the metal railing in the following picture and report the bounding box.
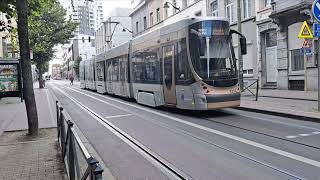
[56,100,104,180]
[242,79,259,101]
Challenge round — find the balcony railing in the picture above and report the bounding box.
[56,101,104,180]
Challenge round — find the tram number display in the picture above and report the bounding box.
[0,64,18,92]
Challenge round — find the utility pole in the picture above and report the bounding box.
[318,39,320,111]
[237,0,243,90]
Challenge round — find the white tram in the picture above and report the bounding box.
[80,17,247,110]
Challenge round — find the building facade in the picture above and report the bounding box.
[95,8,132,54]
[51,64,62,80]
[269,0,317,91]
[130,0,207,37]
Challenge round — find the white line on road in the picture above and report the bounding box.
[105,114,132,119]
[285,136,297,139]
[312,131,320,134]
[66,86,320,168]
[299,134,311,137]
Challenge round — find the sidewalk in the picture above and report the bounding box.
[0,85,66,179]
[240,89,320,121]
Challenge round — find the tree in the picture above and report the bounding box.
[27,0,78,88]
[74,56,82,79]
[16,0,39,136]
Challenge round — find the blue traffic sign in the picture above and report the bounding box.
[314,23,320,37]
[313,0,320,22]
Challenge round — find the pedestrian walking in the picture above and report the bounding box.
[69,75,74,85]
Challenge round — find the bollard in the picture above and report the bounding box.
[255,79,259,101]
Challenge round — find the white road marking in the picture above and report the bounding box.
[299,134,311,137]
[105,114,132,119]
[53,86,189,180]
[285,136,297,139]
[231,112,320,132]
[312,131,320,134]
[66,86,320,168]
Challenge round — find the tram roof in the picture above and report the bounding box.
[131,16,229,45]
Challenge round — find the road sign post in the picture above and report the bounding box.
[312,0,320,111]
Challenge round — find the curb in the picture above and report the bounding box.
[235,106,320,123]
[259,95,317,102]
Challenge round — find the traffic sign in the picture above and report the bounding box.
[314,23,320,37]
[312,0,320,22]
[302,39,312,49]
[298,21,314,39]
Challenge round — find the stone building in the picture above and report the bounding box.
[270,0,317,91]
[95,8,132,54]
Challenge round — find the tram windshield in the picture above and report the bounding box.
[188,20,236,80]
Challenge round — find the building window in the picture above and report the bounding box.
[226,1,235,23]
[291,49,304,71]
[266,30,277,47]
[136,21,139,33]
[150,12,154,26]
[210,0,218,17]
[242,0,251,19]
[265,0,271,7]
[156,8,161,22]
[143,16,147,30]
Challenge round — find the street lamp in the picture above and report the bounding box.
[163,1,180,11]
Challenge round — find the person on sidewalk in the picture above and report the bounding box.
[69,75,74,85]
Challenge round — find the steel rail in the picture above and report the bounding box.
[53,86,191,180]
[61,85,305,180]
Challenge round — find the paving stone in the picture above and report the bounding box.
[0,129,66,180]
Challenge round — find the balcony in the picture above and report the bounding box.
[271,0,312,15]
[270,0,313,31]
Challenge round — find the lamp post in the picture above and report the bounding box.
[237,0,244,90]
[163,1,181,12]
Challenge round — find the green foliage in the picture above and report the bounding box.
[0,0,78,75]
[28,0,78,74]
[0,0,15,32]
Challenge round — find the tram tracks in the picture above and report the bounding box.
[51,84,314,179]
[199,115,320,150]
[52,85,192,180]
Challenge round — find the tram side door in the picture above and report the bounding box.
[162,45,176,105]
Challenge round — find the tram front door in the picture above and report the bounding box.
[162,45,176,105]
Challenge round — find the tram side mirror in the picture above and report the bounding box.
[240,37,247,55]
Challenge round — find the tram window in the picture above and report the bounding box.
[112,59,119,81]
[177,39,193,84]
[132,49,160,84]
[132,52,144,82]
[106,61,112,81]
[144,49,160,83]
[96,61,104,81]
[120,56,127,81]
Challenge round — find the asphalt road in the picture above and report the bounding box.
[48,80,320,180]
